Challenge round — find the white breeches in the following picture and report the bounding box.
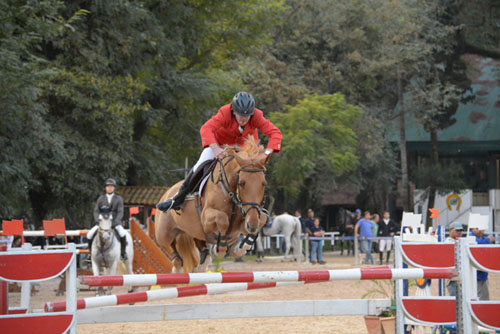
[192,147,216,172]
[87,224,125,239]
[379,239,393,252]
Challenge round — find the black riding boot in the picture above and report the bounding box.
[120,236,128,261]
[85,236,93,263]
[157,170,195,212]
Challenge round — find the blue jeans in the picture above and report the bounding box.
[310,241,323,262]
[360,239,374,264]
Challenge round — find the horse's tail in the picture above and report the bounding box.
[293,216,302,237]
[176,233,200,273]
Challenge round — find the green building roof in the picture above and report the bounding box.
[390,55,500,152]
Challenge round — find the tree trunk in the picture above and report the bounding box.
[398,68,410,211]
[426,126,439,229]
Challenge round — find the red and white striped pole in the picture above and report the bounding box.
[45,281,308,312]
[81,267,456,287]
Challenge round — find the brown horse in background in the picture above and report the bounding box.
[155,137,271,273]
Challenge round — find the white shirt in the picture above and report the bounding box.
[106,193,114,203]
[383,219,390,225]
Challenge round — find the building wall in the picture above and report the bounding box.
[414,189,498,233]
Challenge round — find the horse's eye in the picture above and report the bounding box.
[239,182,245,188]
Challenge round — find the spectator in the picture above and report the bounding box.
[377,211,398,264]
[305,209,314,236]
[371,213,380,254]
[354,209,362,223]
[470,227,495,300]
[295,210,305,232]
[444,221,463,296]
[11,235,23,248]
[310,218,326,264]
[355,211,374,265]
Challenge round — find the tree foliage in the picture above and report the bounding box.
[0,0,496,227]
[269,93,361,200]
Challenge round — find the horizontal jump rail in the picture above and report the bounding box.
[81,266,456,287]
[46,281,309,312]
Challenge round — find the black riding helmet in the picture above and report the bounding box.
[231,92,255,117]
[105,178,117,187]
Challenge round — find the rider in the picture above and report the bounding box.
[86,178,128,260]
[157,91,282,212]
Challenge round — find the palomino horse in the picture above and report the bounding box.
[155,137,270,273]
[91,214,134,295]
[255,213,302,262]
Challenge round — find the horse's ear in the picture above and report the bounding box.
[258,152,272,167]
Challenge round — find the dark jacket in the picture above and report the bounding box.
[377,219,398,236]
[93,193,124,227]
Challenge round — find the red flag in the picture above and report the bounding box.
[129,206,139,215]
[429,208,439,219]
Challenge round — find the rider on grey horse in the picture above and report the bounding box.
[86,178,128,260]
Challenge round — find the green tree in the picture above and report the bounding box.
[269,93,361,210]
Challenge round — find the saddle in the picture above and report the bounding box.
[188,158,218,195]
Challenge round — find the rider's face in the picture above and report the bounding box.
[105,185,115,194]
[234,113,250,127]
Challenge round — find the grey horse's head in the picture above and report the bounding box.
[98,213,114,243]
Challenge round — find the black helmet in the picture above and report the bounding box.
[231,92,255,117]
[105,178,117,187]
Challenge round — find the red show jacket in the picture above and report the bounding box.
[200,104,282,152]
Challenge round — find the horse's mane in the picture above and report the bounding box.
[225,135,265,161]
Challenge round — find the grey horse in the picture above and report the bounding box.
[255,213,302,262]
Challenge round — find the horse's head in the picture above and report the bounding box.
[227,137,271,234]
[97,213,114,243]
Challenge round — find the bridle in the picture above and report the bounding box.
[97,224,115,258]
[211,156,266,249]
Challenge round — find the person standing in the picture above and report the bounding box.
[377,211,398,264]
[305,209,314,236]
[310,218,326,264]
[444,221,463,296]
[470,227,495,300]
[295,210,305,232]
[355,211,374,265]
[87,178,128,260]
[371,213,380,255]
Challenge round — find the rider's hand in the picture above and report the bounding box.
[210,143,227,159]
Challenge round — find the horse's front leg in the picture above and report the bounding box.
[202,208,230,258]
[105,260,118,295]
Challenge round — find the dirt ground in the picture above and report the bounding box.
[11,251,500,334]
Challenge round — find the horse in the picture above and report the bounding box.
[254,213,302,262]
[91,214,134,295]
[336,207,356,256]
[155,136,271,273]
